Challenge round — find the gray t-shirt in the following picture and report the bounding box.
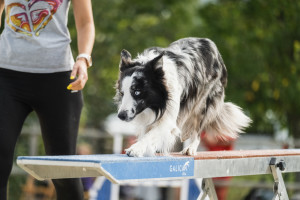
[0,0,74,73]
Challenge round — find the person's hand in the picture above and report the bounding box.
[67,58,88,90]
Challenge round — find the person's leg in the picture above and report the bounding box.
[0,70,33,200]
[34,72,84,200]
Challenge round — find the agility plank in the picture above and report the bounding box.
[17,154,194,184]
[17,149,300,184]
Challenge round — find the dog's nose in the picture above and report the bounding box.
[118,111,128,121]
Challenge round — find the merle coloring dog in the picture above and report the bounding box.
[114,37,251,157]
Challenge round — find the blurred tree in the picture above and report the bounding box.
[196,0,300,140]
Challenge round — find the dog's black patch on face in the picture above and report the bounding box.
[115,66,142,104]
[140,54,168,119]
[130,76,147,115]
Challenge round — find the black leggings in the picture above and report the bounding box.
[0,68,84,200]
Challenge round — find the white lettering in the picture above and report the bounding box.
[169,161,190,173]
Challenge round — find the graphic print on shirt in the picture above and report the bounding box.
[6,0,63,37]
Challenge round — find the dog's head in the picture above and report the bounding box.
[114,49,168,122]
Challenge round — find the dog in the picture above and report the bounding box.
[114,37,251,157]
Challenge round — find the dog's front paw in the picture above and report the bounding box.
[181,145,198,156]
[125,142,155,157]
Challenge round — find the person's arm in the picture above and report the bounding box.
[0,0,4,28]
[68,0,95,91]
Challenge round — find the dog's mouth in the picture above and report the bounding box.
[122,116,135,122]
[117,111,136,122]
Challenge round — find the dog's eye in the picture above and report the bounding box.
[134,90,141,96]
[120,92,124,97]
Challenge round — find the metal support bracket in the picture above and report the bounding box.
[270,158,289,200]
[198,178,218,200]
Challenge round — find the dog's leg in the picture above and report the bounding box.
[181,131,200,156]
[125,119,178,157]
[126,95,181,157]
[126,91,181,157]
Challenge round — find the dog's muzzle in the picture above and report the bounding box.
[118,110,135,122]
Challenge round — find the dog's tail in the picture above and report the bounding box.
[204,102,251,140]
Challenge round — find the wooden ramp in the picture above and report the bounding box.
[17,149,300,200]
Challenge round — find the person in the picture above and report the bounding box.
[0,0,95,199]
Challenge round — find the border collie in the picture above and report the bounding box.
[114,37,251,157]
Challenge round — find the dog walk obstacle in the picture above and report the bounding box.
[17,149,300,200]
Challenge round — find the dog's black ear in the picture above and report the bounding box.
[147,51,165,70]
[119,49,132,71]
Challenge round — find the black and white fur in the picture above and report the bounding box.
[115,37,251,157]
